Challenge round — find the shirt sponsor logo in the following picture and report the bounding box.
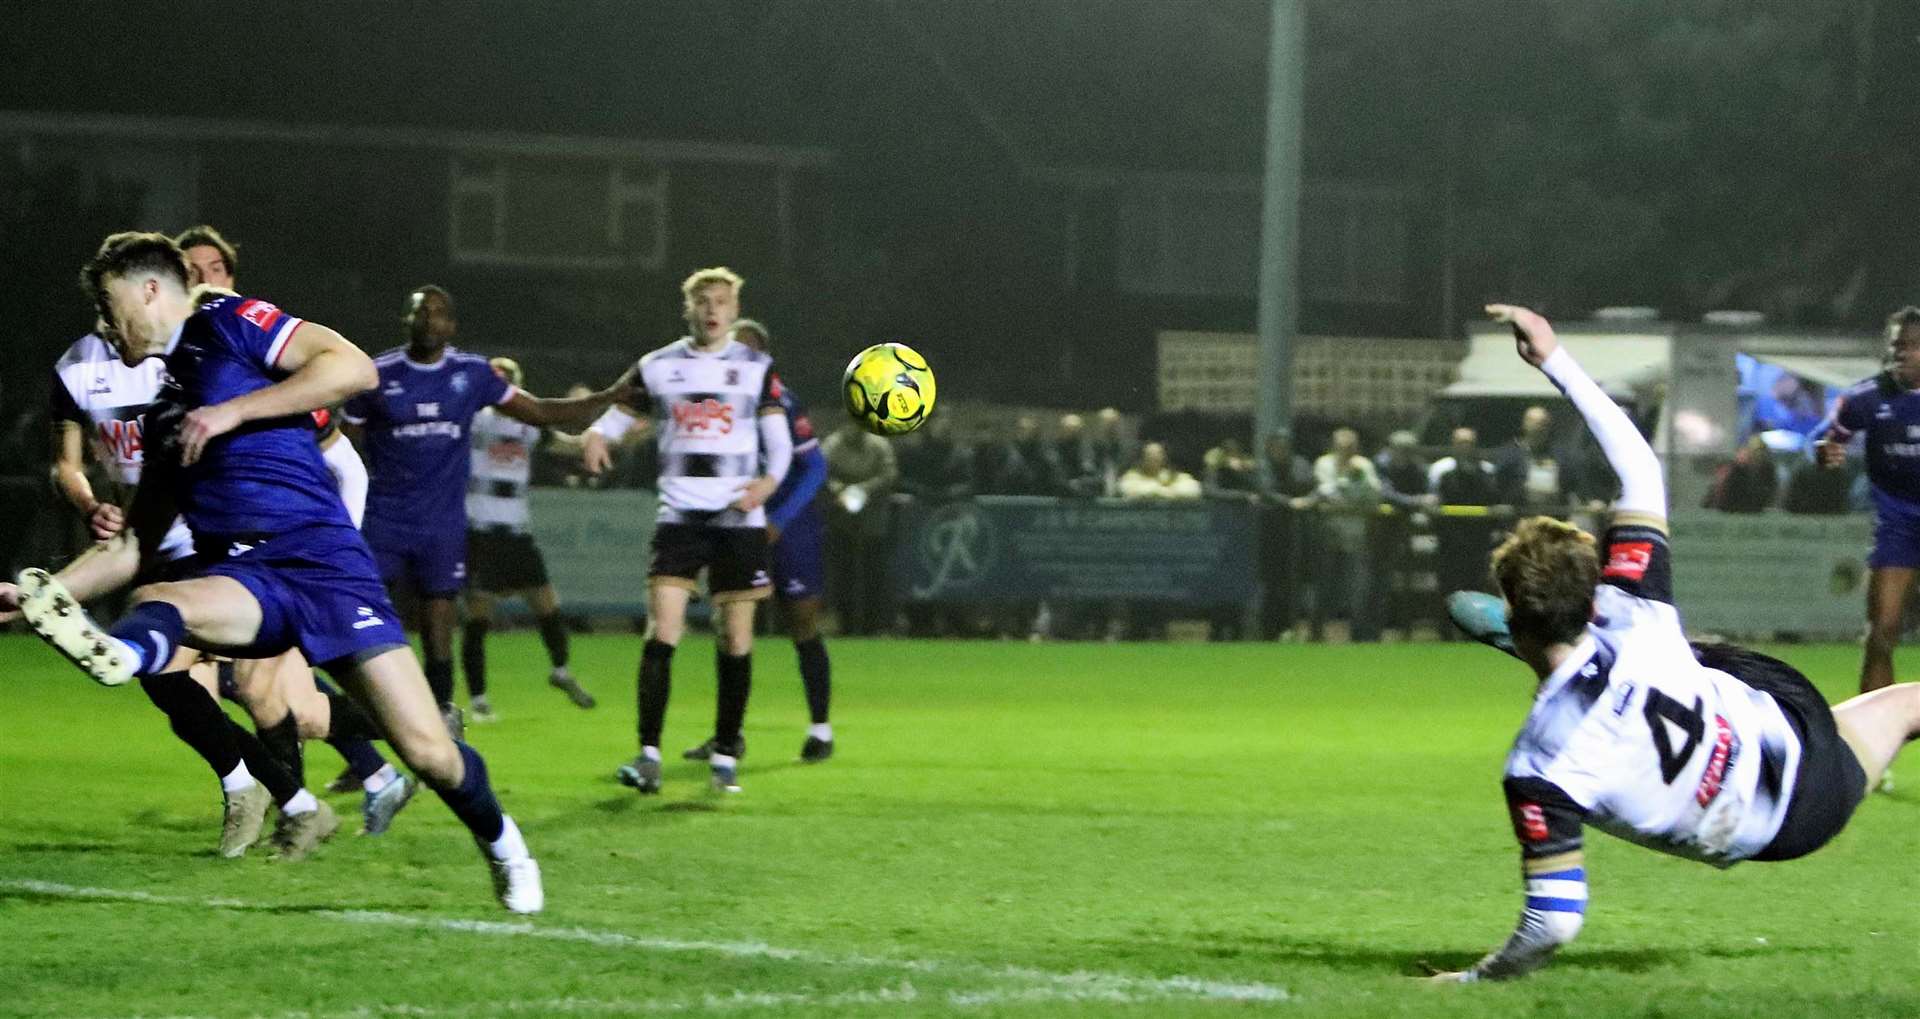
[235,299,284,332]
[1695,714,1736,807]
[671,398,735,435]
[95,418,144,463]
[1517,803,1549,842]
[1603,541,1653,581]
[416,402,440,418]
[391,420,463,439]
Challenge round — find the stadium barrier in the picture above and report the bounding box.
[478,490,1870,640]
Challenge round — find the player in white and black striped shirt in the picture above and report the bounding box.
[583,267,792,794]
[1428,305,1920,983]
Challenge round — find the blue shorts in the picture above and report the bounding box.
[771,506,826,601]
[1871,490,1920,569]
[195,524,406,671]
[364,515,468,598]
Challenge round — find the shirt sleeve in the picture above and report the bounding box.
[760,369,787,415]
[341,386,374,426]
[220,298,306,371]
[1598,521,1674,605]
[474,360,513,409]
[49,368,85,425]
[1462,775,1589,982]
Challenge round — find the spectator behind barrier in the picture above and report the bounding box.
[1202,436,1259,500]
[823,418,899,635]
[1054,413,1101,496]
[1428,427,1500,506]
[1495,405,1576,510]
[1375,429,1436,512]
[1118,442,1202,500]
[1703,434,1779,513]
[1304,427,1383,642]
[1089,407,1135,497]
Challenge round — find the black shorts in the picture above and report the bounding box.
[1690,642,1867,862]
[137,553,204,586]
[467,529,550,593]
[650,523,770,603]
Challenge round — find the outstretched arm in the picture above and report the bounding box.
[499,368,637,430]
[1488,304,1665,527]
[1429,777,1589,984]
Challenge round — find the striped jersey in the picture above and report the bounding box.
[48,333,195,560]
[467,407,538,533]
[630,337,784,527]
[1504,523,1801,869]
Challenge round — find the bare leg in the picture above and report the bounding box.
[1834,682,1920,795]
[1862,567,1915,694]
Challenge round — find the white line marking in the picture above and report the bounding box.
[9,879,1286,1008]
[88,980,1275,1019]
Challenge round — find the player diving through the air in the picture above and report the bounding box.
[1427,304,1920,982]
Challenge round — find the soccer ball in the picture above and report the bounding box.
[842,342,936,436]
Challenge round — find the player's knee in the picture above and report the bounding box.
[721,632,753,656]
[1867,619,1904,648]
[390,725,460,783]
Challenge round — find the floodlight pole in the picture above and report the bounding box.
[1254,0,1305,446]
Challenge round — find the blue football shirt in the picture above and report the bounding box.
[343,347,513,530]
[153,295,355,537]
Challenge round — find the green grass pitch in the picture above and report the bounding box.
[3,633,1918,1017]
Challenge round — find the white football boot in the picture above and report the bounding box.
[18,569,136,686]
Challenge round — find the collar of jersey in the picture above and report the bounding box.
[404,346,458,371]
[681,336,738,358]
[1536,633,1599,701]
[162,321,184,358]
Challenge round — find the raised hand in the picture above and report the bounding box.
[1486,304,1560,368]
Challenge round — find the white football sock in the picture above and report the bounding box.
[808,723,833,742]
[220,762,256,794]
[710,753,738,770]
[362,763,398,794]
[640,745,662,763]
[488,815,530,862]
[281,789,319,816]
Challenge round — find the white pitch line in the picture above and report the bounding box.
[8,878,1287,1008]
[88,981,1256,1019]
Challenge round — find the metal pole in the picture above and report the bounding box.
[1254,0,1305,446]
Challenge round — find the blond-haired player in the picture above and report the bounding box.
[583,267,792,793]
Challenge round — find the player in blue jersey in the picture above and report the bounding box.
[343,285,629,731]
[1818,308,1920,707]
[681,319,835,763]
[19,232,552,911]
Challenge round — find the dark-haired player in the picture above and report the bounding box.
[20,231,568,910]
[461,356,596,722]
[583,267,792,794]
[683,319,834,763]
[1425,304,1920,982]
[1815,307,1920,792]
[343,285,627,732]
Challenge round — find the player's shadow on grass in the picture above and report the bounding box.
[1101,934,1818,976]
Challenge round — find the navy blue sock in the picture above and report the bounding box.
[795,637,831,725]
[109,601,188,677]
[330,737,390,783]
[430,741,505,843]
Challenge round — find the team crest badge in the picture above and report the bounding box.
[726,368,740,386]
[452,373,470,393]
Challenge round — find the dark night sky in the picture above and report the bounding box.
[0,1,1273,175]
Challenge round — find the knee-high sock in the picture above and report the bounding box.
[424,657,455,707]
[637,640,674,748]
[714,651,752,745]
[428,741,505,844]
[139,671,302,802]
[258,711,304,787]
[537,614,570,669]
[138,670,242,778]
[111,602,188,678]
[461,620,489,699]
[795,637,831,725]
[317,683,391,781]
